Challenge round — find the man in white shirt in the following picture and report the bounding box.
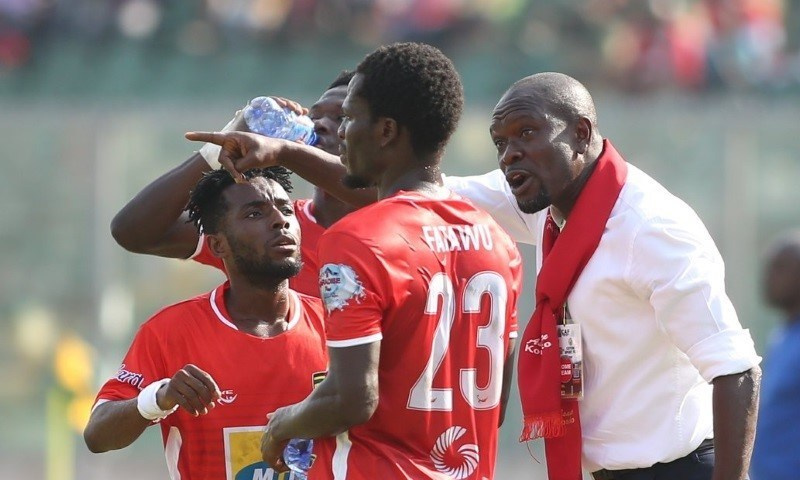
[184,71,761,480]
[446,73,761,480]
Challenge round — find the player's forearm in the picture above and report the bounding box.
[83,399,153,453]
[110,153,209,258]
[711,367,761,480]
[278,143,377,208]
[277,384,370,440]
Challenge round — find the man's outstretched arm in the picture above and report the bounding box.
[185,131,378,208]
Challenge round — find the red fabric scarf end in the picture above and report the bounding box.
[519,411,566,442]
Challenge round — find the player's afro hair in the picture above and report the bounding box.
[355,42,463,158]
[185,167,293,235]
[327,70,354,90]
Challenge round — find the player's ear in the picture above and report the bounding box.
[376,117,398,148]
[574,117,592,155]
[207,234,228,259]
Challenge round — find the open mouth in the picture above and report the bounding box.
[271,235,298,250]
[505,170,529,189]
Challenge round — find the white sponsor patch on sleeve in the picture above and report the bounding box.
[319,263,366,313]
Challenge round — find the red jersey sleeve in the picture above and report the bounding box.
[316,231,386,348]
[189,234,226,273]
[94,321,168,405]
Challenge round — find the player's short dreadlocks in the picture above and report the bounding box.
[185,167,293,235]
[355,42,463,159]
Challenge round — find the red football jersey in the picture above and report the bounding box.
[94,283,328,480]
[192,198,325,298]
[312,190,522,480]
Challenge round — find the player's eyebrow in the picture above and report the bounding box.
[242,199,275,209]
[240,197,290,209]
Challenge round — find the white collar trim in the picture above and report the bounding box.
[208,286,302,332]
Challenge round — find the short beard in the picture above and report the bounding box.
[233,255,304,289]
[342,174,372,189]
[516,190,551,214]
[227,236,303,288]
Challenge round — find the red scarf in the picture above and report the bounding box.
[517,141,627,480]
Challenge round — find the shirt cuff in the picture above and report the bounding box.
[686,328,762,382]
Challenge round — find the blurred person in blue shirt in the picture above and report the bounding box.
[751,230,800,480]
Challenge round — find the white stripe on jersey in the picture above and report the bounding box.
[332,431,352,480]
[165,426,182,480]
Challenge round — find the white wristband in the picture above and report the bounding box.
[199,143,222,169]
[137,378,178,421]
[198,112,240,170]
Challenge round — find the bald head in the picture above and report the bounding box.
[764,230,800,318]
[503,72,598,127]
[489,72,605,217]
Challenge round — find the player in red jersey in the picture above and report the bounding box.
[188,42,522,480]
[84,167,328,480]
[110,70,359,297]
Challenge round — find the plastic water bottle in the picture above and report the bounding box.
[244,96,318,145]
[283,438,314,479]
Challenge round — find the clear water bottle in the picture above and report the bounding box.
[243,96,318,145]
[283,438,314,479]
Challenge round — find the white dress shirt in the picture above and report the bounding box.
[444,162,761,472]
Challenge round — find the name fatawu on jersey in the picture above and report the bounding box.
[421,224,495,253]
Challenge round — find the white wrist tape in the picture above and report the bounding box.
[198,113,239,169]
[137,378,178,421]
[199,143,222,169]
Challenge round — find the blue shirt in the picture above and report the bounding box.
[751,318,800,480]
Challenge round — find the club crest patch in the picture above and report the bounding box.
[319,263,365,313]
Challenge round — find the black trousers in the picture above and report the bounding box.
[591,438,715,480]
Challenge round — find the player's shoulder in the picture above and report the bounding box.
[319,200,391,243]
[446,191,519,243]
[324,191,451,234]
[141,289,215,332]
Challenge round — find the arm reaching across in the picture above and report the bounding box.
[112,98,309,258]
[112,112,248,258]
[185,130,377,208]
[259,342,380,472]
[111,152,211,258]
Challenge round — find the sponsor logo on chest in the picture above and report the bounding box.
[114,364,144,389]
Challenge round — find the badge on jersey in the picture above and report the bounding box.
[223,426,298,480]
[319,263,365,313]
[430,426,480,479]
[312,371,327,389]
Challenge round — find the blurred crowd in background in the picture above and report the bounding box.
[1,0,798,92]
